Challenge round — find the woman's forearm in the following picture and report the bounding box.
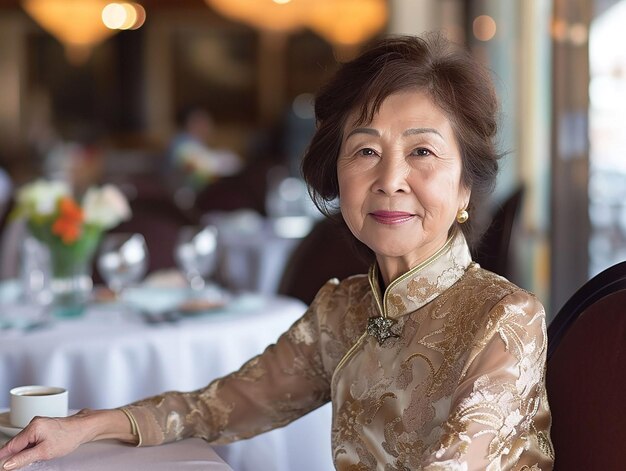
[77,409,138,445]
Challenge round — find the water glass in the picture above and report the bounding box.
[19,235,52,306]
[175,225,218,291]
[97,233,149,297]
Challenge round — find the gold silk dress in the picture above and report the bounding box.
[122,231,554,470]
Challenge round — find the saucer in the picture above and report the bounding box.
[0,409,22,437]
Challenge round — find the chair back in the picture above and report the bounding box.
[472,185,524,279]
[194,159,274,217]
[546,261,626,470]
[277,218,369,305]
[0,197,19,279]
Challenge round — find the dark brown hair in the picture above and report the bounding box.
[301,33,501,251]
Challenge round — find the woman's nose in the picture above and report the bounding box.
[372,157,410,195]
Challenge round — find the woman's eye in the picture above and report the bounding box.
[412,148,432,157]
[357,148,378,157]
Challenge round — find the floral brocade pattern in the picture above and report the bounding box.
[123,232,553,470]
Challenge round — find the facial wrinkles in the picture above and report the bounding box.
[338,92,468,269]
[344,139,448,221]
[423,163,459,207]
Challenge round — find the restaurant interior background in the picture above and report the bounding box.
[0,0,624,320]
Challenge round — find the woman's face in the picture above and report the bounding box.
[337,90,470,282]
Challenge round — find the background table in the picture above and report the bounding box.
[0,290,334,471]
[203,211,315,294]
[0,438,233,471]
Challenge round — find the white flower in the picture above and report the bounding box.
[16,179,70,217]
[82,184,131,229]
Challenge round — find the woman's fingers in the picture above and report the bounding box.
[2,445,50,470]
[0,409,124,470]
[0,417,82,470]
[0,433,37,469]
[0,420,52,470]
[0,425,39,460]
[0,442,13,461]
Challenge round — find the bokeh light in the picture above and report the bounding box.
[473,15,497,42]
[102,3,126,29]
[102,2,146,30]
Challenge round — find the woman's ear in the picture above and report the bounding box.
[460,187,471,211]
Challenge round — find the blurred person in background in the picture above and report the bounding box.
[0,33,553,470]
[167,105,242,193]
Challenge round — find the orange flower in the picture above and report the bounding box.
[52,196,84,244]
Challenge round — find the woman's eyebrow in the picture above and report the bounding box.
[345,127,444,139]
[345,127,379,139]
[403,127,443,138]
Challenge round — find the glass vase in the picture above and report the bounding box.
[47,228,101,319]
[49,259,94,318]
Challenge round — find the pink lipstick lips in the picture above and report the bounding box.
[370,210,415,225]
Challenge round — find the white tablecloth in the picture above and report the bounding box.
[0,293,334,471]
[0,439,233,471]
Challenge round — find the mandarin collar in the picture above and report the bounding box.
[367,230,472,319]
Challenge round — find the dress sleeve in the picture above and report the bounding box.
[120,280,338,446]
[422,290,552,471]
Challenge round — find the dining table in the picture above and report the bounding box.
[0,438,233,471]
[0,281,334,471]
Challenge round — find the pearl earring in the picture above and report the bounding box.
[456,209,469,224]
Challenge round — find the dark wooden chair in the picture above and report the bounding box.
[0,196,18,279]
[0,196,13,234]
[472,185,525,279]
[277,217,370,305]
[193,159,275,217]
[546,261,626,470]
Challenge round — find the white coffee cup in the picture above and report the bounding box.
[9,385,69,428]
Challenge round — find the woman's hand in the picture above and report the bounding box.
[0,409,135,470]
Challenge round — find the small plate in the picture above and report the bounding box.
[0,409,79,438]
[177,298,227,314]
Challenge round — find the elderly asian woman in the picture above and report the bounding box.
[0,33,553,470]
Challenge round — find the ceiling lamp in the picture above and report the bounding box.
[22,0,115,64]
[205,0,307,33]
[205,0,388,44]
[308,0,388,47]
[21,1,146,65]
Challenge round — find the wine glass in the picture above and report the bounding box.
[174,225,218,291]
[97,233,149,298]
